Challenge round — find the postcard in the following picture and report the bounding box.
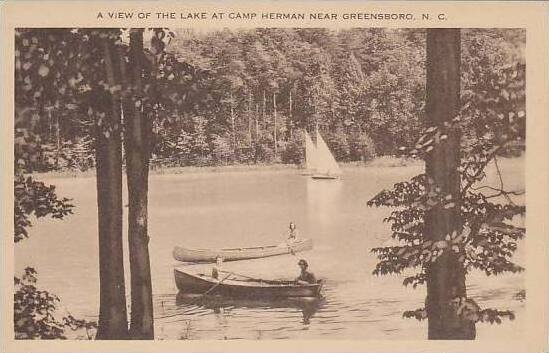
[1,1,547,352]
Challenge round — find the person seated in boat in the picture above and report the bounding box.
[295,259,316,285]
[286,222,299,242]
[212,255,223,280]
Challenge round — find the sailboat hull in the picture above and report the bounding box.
[311,174,339,180]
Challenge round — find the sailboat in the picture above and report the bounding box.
[302,129,342,179]
[311,130,342,180]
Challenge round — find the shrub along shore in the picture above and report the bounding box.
[32,156,421,179]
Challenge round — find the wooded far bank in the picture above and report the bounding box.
[17,28,524,173]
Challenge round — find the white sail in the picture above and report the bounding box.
[304,131,317,172]
[315,130,342,176]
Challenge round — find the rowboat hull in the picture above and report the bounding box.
[172,238,313,263]
[311,174,339,180]
[176,292,322,308]
[174,269,322,299]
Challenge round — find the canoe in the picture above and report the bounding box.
[174,268,322,299]
[172,238,313,263]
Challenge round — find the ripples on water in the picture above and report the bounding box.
[16,159,525,340]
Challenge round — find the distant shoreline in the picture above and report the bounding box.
[31,156,423,179]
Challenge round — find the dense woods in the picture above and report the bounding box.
[14,27,525,340]
[17,28,524,172]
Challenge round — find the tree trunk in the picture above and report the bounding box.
[247,92,252,146]
[123,29,154,339]
[254,103,260,163]
[262,90,266,123]
[230,91,236,158]
[95,38,129,340]
[289,88,293,138]
[255,104,259,139]
[424,28,475,340]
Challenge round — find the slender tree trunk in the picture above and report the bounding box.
[48,107,52,139]
[56,113,60,159]
[255,103,259,139]
[247,92,252,146]
[289,88,293,138]
[273,92,277,158]
[230,91,236,158]
[313,102,318,144]
[50,109,60,168]
[254,103,260,163]
[123,29,154,339]
[424,28,475,340]
[262,89,266,123]
[95,38,129,340]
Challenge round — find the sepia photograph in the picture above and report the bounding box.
[11,25,528,341]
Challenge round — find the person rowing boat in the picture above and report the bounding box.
[295,259,316,285]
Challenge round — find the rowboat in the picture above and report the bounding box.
[172,238,313,263]
[174,268,323,299]
[176,291,323,324]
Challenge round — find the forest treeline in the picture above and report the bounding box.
[30,28,524,171]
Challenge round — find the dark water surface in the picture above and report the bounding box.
[16,161,525,340]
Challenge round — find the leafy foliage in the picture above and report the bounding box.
[14,175,74,242]
[14,268,97,339]
[14,28,103,339]
[403,303,515,324]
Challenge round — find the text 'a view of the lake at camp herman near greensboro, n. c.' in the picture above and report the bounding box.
[101,11,423,21]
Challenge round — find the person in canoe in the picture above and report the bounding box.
[295,259,317,285]
[287,222,299,242]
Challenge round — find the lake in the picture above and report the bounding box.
[15,159,525,340]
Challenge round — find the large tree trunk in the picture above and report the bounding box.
[123,29,155,339]
[95,39,129,340]
[424,29,475,339]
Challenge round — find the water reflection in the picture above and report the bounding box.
[176,292,324,325]
[306,178,343,226]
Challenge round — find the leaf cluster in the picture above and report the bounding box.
[14,267,97,339]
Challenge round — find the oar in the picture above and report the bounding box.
[218,270,268,283]
[184,272,234,307]
[218,270,295,285]
[199,272,233,298]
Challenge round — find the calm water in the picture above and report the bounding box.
[15,160,525,340]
